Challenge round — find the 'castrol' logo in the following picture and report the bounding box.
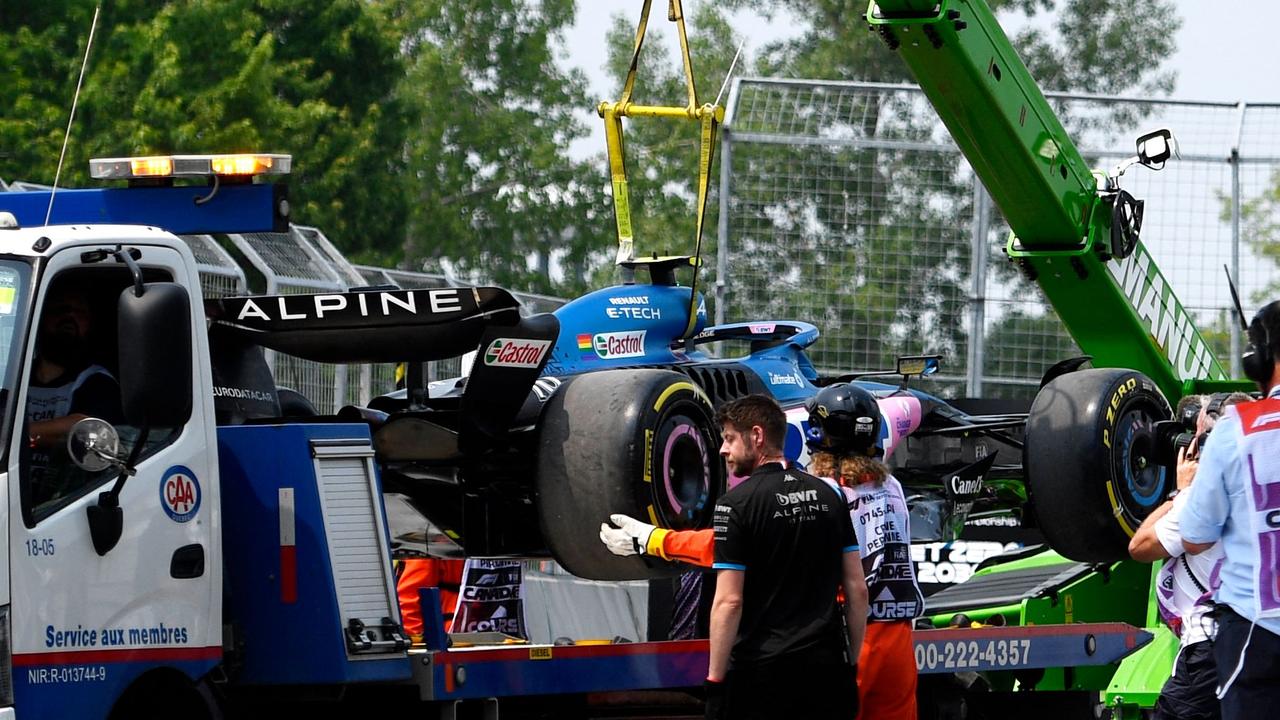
[483,338,552,368]
[593,330,646,360]
[160,466,201,523]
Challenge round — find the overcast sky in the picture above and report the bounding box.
[565,1,1280,156]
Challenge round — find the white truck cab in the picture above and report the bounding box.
[0,155,408,719]
[1,224,221,719]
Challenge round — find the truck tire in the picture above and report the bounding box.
[537,369,723,580]
[1025,368,1171,562]
[109,671,217,720]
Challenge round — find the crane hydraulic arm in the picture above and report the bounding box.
[866,0,1231,400]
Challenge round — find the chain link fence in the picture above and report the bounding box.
[717,78,1280,399]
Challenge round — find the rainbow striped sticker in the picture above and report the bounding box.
[577,333,596,360]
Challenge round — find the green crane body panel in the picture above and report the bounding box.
[867,0,1231,400]
[868,0,1094,247]
[866,0,1244,708]
[1101,563,1181,715]
[1015,240,1229,400]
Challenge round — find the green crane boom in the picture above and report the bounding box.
[867,0,1233,400]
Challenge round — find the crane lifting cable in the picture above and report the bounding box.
[598,0,725,340]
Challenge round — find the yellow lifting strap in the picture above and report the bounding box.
[598,0,725,340]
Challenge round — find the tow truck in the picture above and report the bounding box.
[0,3,1219,719]
[0,150,1154,720]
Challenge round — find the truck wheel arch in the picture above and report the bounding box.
[108,668,218,720]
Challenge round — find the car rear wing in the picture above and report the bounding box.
[677,321,820,353]
[206,287,528,363]
[209,286,560,452]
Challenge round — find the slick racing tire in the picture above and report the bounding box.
[1025,368,1171,562]
[537,369,723,580]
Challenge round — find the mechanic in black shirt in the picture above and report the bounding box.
[26,281,123,508]
[705,394,867,720]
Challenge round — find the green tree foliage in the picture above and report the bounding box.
[619,1,1180,393]
[737,0,1178,97]
[0,0,408,262]
[386,0,609,295]
[1233,167,1280,301]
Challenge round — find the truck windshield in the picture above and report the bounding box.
[0,259,32,463]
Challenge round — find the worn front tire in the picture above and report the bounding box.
[1025,368,1171,562]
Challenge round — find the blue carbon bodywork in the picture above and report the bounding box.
[542,284,708,375]
[534,280,959,470]
[540,281,949,434]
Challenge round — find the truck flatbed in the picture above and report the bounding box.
[405,625,1150,702]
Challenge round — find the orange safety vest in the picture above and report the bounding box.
[395,557,464,639]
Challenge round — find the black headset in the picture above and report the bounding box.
[1243,301,1280,386]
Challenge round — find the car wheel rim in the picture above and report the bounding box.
[655,413,713,529]
[1115,404,1167,513]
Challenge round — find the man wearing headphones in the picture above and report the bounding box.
[1180,301,1280,719]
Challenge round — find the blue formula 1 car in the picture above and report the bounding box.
[209,258,1026,580]
[220,257,1020,580]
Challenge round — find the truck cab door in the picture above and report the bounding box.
[8,245,218,719]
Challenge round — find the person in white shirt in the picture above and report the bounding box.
[1130,393,1245,720]
[1182,301,1280,720]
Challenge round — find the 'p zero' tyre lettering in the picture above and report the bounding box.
[1026,368,1171,562]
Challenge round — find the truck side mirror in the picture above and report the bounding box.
[68,417,123,473]
[1136,128,1175,169]
[117,283,193,427]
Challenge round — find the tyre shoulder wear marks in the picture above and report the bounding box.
[643,429,654,484]
[653,382,710,412]
[645,427,662,526]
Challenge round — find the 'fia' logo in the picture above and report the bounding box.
[160,466,201,523]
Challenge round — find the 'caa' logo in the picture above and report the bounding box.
[160,466,201,523]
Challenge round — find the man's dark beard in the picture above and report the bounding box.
[39,332,89,370]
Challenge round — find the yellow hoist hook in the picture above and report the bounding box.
[597,0,725,339]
